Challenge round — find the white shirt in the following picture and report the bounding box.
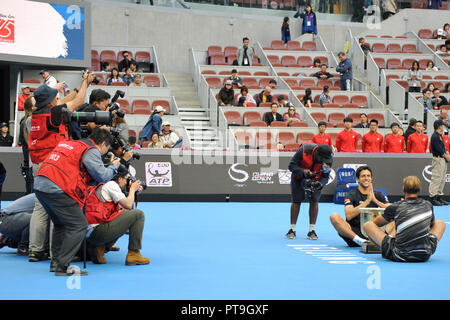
[160,131,180,147]
[45,75,57,88]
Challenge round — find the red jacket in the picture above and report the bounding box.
[362,131,383,153]
[85,183,123,224]
[18,93,30,111]
[312,133,333,148]
[28,106,69,164]
[36,139,95,208]
[407,132,428,153]
[444,135,450,152]
[291,143,324,180]
[384,133,405,153]
[336,129,358,152]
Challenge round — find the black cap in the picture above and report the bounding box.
[113,164,129,180]
[315,144,333,165]
[277,95,285,101]
[434,119,445,130]
[34,84,58,109]
[0,122,8,128]
[39,69,48,74]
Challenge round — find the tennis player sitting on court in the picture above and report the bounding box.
[330,166,391,247]
[286,144,333,240]
[363,176,445,262]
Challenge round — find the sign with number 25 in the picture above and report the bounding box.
[0,18,15,43]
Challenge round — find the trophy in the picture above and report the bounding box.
[359,207,385,253]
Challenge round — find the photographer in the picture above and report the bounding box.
[111,110,129,143]
[28,71,96,263]
[19,97,35,194]
[286,144,333,240]
[34,128,120,276]
[85,165,149,266]
[79,89,111,134]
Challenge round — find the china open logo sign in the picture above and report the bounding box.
[145,162,173,187]
[0,15,15,43]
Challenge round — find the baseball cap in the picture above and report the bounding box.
[315,145,333,167]
[154,105,166,113]
[39,69,48,75]
[0,122,8,128]
[225,80,233,85]
[162,121,171,126]
[34,84,58,109]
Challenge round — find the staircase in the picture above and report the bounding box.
[164,73,221,148]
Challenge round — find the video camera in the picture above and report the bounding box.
[108,90,126,119]
[303,163,331,201]
[82,69,101,85]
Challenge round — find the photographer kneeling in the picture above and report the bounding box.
[85,165,149,266]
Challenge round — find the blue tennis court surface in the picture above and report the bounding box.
[1,201,449,300]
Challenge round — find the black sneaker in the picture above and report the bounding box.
[430,196,444,206]
[307,230,318,240]
[55,266,88,276]
[50,260,57,272]
[0,234,7,249]
[28,251,49,262]
[437,196,450,205]
[286,229,296,239]
[17,247,29,256]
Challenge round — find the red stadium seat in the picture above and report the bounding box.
[434,75,448,80]
[422,75,432,80]
[91,58,101,71]
[202,70,216,75]
[206,77,222,89]
[311,103,321,108]
[24,78,41,84]
[103,59,118,69]
[135,51,151,63]
[418,29,433,39]
[270,121,287,127]
[285,143,301,150]
[290,121,308,127]
[314,56,329,66]
[387,58,402,69]
[207,45,222,57]
[259,78,272,88]
[110,82,126,86]
[287,41,302,51]
[380,35,392,38]
[318,79,333,87]
[254,71,269,76]
[285,79,300,89]
[402,58,416,68]
[395,80,410,90]
[351,95,368,106]
[267,55,281,65]
[242,77,259,88]
[143,75,160,87]
[129,129,136,137]
[297,132,314,144]
[440,105,450,111]
[116,99,131,114]
[323,103,340,108]
[328,112,346,126]
[373,57,386,68]
[300,79,316,88]
[91,50,99,60]
[281,55,297,67]
[252,56,261,66]
[235,131,254,146]
[433,81,444,90]
[348,113,361,125]
[243,111,262,125]
[132,100,151,114]
[219,71,231,75]
[342,103,359,108]
[152,100,171,114]
[297,56,313,67]
[249,121,268,127]
[210,54,227,65]
[100,50,116,61]
[271,40,286,50]
[402,44,418,53]
[238,71,251,76]
[310,112,327,122]
[227,54,237,64]
[368,113,385,127]
[302,41,317,51]
[259,102,272,107]
[224,46,238,57]
[224,111,242,125]
[332,95,350,104]
[418,59,430,69]
[372,43,387,53]
[385,74,400,85]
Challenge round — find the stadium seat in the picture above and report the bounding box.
[255,132,274,149]
[297,56,313,67]
[91,58,101,71]
[323,103,340,108]
[380,35,392,38]
[402,58,416,68]
[300,79,316,88]
[242,77,259,88]
[418,29,433,39]
[287,41,302,51]
[270,121,287,127]
[129,129,136,137]
[368,113,385,127]
[249,121,267,127]
[310,103,321,108]
[434,75,449,80]
[243,111,262,125]
[271,40,286,50]
[135,51,151,63]
[297,132,314,144]
[227,54,237,65]
[281,55,297,67]
[328,112,346,126]
[290,121,308,127]
[302,41,317,51]
[224,46,238,58]
[207,45,222,57]
[284,79,300,89]
[418,59,430,69]
[332,95,350,104]
[348,113,361,124]
[372,43,387,53]
[235,131,254,146]
[310,112,327,122]
[252,56,261,66]
[143,75,160,87]
[224,111,242,125]
[116,99,131,114]
[315,56,329,66]
[132,100,151,114]
[210,54,227,65]
[351,95,368,106]
[24,78,41,84]
[395,80,409,90]
[385,74,400,85]
[142,141,151,148]
[342,103,359,109]
[318,79,333,87]
[422,75,432,80]
[285,143,301,150]
[254,71,269,76]
[202,70,216,75]
[387,44,402,53]
[238,71,251,76]
[219,71,231,75]
[267,55,281,65]
[433,81,444,90]
[110,82,126,86]
[440,105,450,111]
[373,57,386,68]
[402,44,418,53]
[91,50,99,60]
[152,100,171,114]
[259,78,272,88]
[387,58,402,69]
[100,50,116,61]
[259,102,272,107]
[277,72,290,76]
[206,77,222,89]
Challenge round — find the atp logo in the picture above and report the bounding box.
[0,15,15,43]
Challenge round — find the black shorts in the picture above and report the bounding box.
[338,226,367,247]
[290,175,322,203]
[381,234,438,262]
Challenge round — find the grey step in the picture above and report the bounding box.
[189,141,221,147]
[179,112,208,117]
[181,115,210,121]
[184,126,216,131]
[182,120,211,127]
[178,107,207,112]
[188,131,218,138]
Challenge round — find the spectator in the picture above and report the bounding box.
[229,69,243,88]
[141,106,165,142]
[442,23,450,38]
[384,122,405,153]
[432,88,448,109]
[264,103,284,126]
[359,37,371,54]
[118,51,137,72]
[129,61,142,73]
[302,88,313,108]
[318,85,331,107]
[281,17,291,44]
[436,28,446,40]
[336,52,353,91]
[298,4,318,35]
[101,61,111,72]
[294,0,307,17]
[313,64,333,80]
[39,69,57,88]
[122,67,135,86]
[277,95,293,109]
[319,0,330,12]
[283,105,302,126]
[381,0,397,20]
[312,58,321,68]
[445,83,450,93]
[427,0,442,9]
[336,117,359,152]
[218,80,235,106]
[435,44,448,56]
[354,113,369,128]
[312,121,333,147]
[446,39,450,52]
[362,119,383,152]
[404,118,417,146]
[147,133,164,149]
[255,86,273,106]
[236,37,254,66]
[418,88,434,111]
[236,86,256,107]
[426,83,436,92]
[160,121,182,148]
[425,61,439,71]
[128,136,141,150]
[129,74,147,87]
[269,79,279,90]
[85,167,148,266]
[406,60,422,93]
[18,85,31,111]
[438,108,449,129]
[107,68,124,86]
[0,122,13,146]
[407,120,429,153]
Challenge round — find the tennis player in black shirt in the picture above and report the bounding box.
[330,166,391,247]
[363,176,445,262]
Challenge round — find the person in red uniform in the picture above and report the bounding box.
[336,117,359,152]
[444,134,450,152]
[384,122,405,153]
[362,119,383,153]
[18,86,31,111]
[312,121,333,148]
[407,120,429,153]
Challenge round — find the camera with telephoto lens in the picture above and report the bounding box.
[82,70,100,85]
[108,90,125,117]
[303,163,331,201]
[109,128,141,163]
[127,176,147,194]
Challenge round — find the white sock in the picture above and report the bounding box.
[290,224,296,232]
[353,235,367,245]
[309,224,315,232]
